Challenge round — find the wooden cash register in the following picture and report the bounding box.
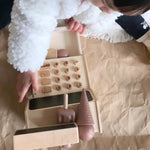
[13,27,102,150]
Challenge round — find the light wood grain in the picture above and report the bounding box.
[14,124,79,150]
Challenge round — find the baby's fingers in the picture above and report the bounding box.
[68,20,76,30]
[78,25,85,34]
[18,83,31,103]
[31,72,39,91]
[73,22,81,31]
[61,144,72,149]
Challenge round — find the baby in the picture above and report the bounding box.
[7,0,150,102]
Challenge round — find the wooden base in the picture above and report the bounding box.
[14,123,79,150]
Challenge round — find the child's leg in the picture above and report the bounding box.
[116,15,150,52]
[116,15,149,39]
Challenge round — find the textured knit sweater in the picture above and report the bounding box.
[7,0,100,72]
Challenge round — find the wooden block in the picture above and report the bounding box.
[40,78,51,85]
[46,49,57,59]
[41,63,51,70]
[39,70,50,77]
[41,86,52,93]
[13,123,79,150]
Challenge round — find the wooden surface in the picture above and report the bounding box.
[32,56,90,98]
[13,123,79,150]
[26,100,101,133]
[46,48,57,59]
[50,27,82,56]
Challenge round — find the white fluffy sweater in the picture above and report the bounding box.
[8,0,150,72]
[8,0,101,72]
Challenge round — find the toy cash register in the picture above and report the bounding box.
[13,27,102,150]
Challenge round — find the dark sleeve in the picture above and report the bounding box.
[0,0,14,30]
[115,15,149,39]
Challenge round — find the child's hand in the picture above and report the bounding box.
[65,18,85,34]
[16,71,39,103]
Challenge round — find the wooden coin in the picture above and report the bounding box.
[75,82,82,88]
[64,68,69,73]
[74,67,79,72]
[54,62,59,67]
[66,84,72,89]
[65,76,71,81]
[55,85,61,91]
[54,69,59,75]
[55,77,60,83]
[73,60,78,65]
[75,74,81,80]
[63,61,69,66]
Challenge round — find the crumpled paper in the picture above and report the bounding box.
[1,27,150,150]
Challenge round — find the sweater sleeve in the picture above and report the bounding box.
[7,0,58,72]
[73,4,100,25]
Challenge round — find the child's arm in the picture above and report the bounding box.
[8,0,58,73]
[65,4,100,34]
[65,18,85,34]
[16,71,38,103]
[8,0,58,102]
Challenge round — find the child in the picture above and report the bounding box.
[7,0,150,102]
